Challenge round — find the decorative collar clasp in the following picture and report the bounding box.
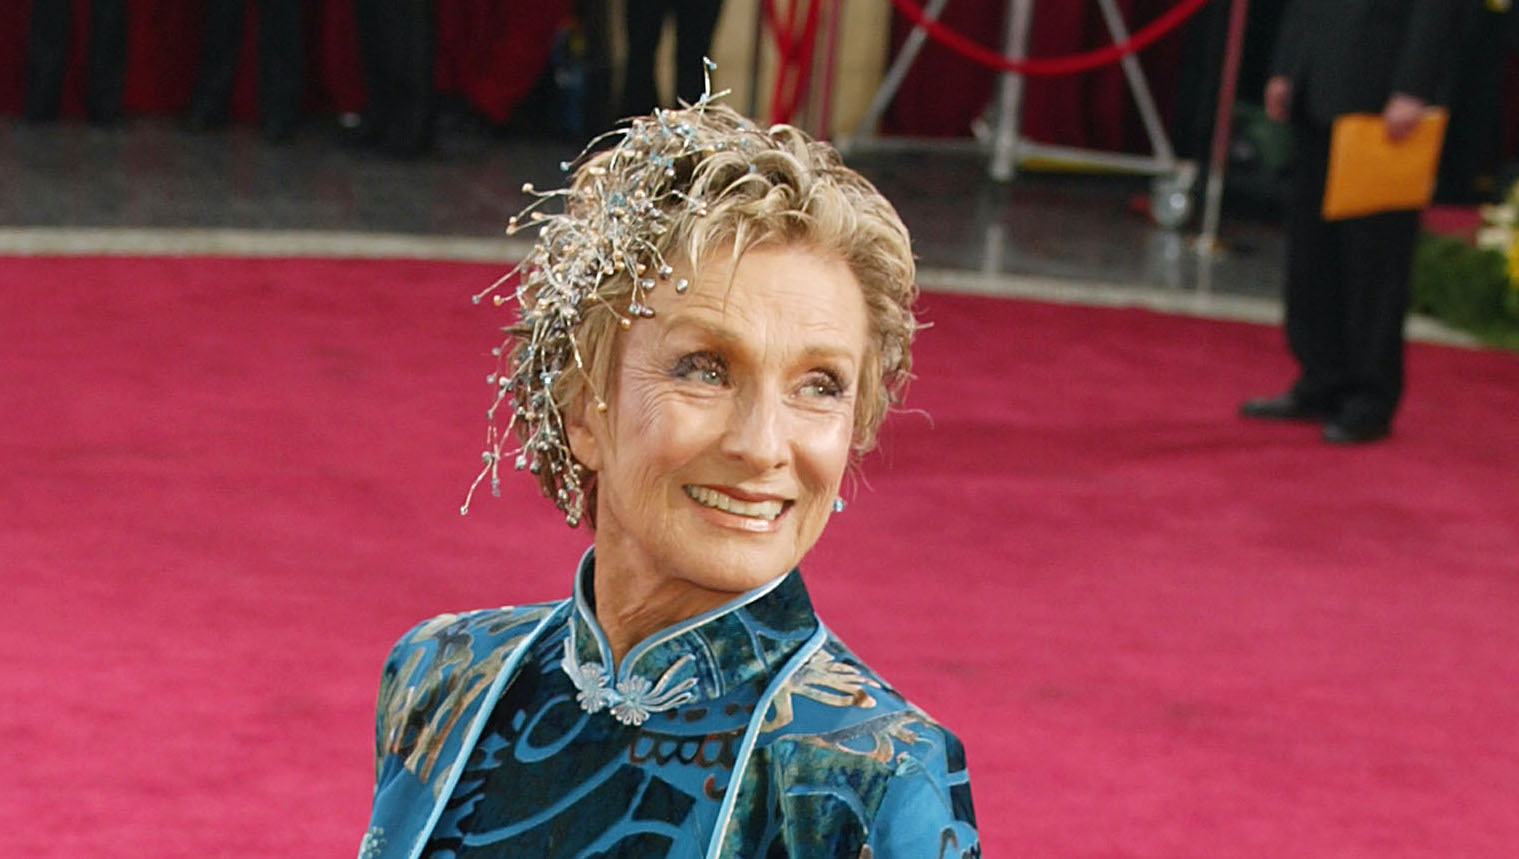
[560,638,698,726]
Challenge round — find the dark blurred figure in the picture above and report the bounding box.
[25,0,129,125]
[1438,0,1519,203]
[621,0,722,116]
[1170,1,1292,216]
[185,0,305,142]
[350,0,436,157]
[1241,0,1461,444]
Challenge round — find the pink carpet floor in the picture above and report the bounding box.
[3,256,1518,857]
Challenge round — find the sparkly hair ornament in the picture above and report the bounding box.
[462,60,763,526]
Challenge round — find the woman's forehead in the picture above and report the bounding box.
[624,248,867,359]
[666,245,860,309]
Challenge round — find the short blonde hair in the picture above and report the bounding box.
[501,103,917,523]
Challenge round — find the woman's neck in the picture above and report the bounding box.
[591,559,737,668]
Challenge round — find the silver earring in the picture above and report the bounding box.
[832,497,846,513]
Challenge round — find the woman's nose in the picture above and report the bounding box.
[720,388,790,471]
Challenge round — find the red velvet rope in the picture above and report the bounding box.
[885,0,1217,77]
[764,0,825,124]
[785,0,824,119]
[763,0,794,120]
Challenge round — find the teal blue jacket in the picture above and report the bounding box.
[359,552,979,858]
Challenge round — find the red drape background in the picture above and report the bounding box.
[0,0,1186,148]
[2,1,1515,157]
[0,0,570,124]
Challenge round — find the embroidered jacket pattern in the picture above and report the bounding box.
[360,552,980,858]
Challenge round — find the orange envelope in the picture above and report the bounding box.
[1321,110,1448,221]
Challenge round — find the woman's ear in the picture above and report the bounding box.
[565,394,605,472]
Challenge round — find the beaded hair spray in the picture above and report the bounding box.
[463,62,763,526]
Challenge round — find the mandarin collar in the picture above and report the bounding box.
[560,548,819,726]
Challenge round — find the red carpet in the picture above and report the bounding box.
[4,257,1518,857]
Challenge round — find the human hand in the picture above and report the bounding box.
[1264,76,1293,123]
[1382,93,1427,142]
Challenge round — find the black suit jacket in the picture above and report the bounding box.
[1270,0,1462,127]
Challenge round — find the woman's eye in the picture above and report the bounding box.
[673,352,727,386]
[800,370,845,399]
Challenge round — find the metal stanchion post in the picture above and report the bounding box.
[748,0,766,118]
[1197,0,1251,258]
[844,0,953,151]
[846,0,1208,227]
[1095,0,1176,168]
[989,0,1034,182]
[816,0,842,137]
[1097,0,1195,228]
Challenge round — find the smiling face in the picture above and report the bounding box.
[568,244,869,619]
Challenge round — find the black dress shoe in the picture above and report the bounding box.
[1239,394,1334,422]
[1323,421,1390,445]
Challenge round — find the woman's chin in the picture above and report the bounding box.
[667,524,808,596]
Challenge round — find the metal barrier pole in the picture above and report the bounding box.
[847,0,953,147]
[748,0,766,117]
[817,0,843,136]
[1096,0,1176,168]
[989,0,1035,181]
[1197,0,1250,255]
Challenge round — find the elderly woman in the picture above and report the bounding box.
[359,91,980,858]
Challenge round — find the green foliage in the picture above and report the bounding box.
[1411,233,1519,349]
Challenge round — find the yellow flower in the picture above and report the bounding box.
[1508,237,1519,292]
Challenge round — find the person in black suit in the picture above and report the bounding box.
[1438,0,1517,203]
[1240,0,1462,444]
[621,0,724,116]
[185,0,305,141]
[24,0,129,125]
[349,0,435,158]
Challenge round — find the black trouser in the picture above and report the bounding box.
[25,0,129,122]
[1285,122,1419,429]
[1438,6,1506,202]
[622,0,723,115]
[188,0,305,131]
[354,0,435,152]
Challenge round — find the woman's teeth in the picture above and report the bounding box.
[684,486,784,521]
